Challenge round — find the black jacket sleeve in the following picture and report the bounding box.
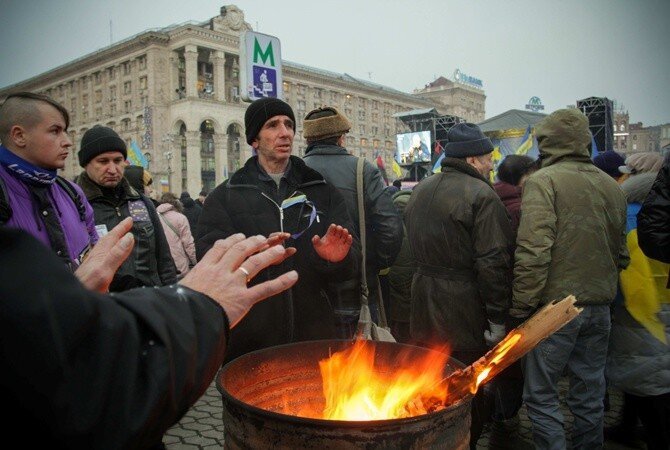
[144,194,179,285]
[637,159,670,264]
[364,160,403,269]
[195,184,238,260]
[0,228,228,449]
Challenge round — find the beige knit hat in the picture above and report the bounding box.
[619,152,664,174]
[303,107,351,141]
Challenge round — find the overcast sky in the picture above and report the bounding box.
[1,0,668,125]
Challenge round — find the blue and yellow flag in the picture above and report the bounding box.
[515,126,533,155]
[432,152,445,173]
[127,140,149,169]
[490,146,502,183]
[392,160,403,178]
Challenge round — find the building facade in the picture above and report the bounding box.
[0,5,483,193]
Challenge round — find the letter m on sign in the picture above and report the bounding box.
[253,38,275,66]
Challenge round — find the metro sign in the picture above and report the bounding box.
[239,31,283,102]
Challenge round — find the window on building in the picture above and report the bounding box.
[297,100,306,112]
[331,91,339,102]
[633,143,637,150]
[82,94,88,110]
[125,100,132,113]
[71,98,76,111]
[110,103,116,115]
[122,118,131,131]
[360,125,366,135]
[109,86,117,101]
[358,110,366,121]
[81,77,88,89]
[108,67,116,80]
[371,126,379,136]
[314,89,321,99]
[123,61,131,75]
[283,82,290,93]
[95,90,102,103]
[139,76,147,90]
[141,96,148,108]
[124,81,131,95]
[137,115,144,130]
[95,107,102,118]
[633,135,637,140]
[138,55,147,70]
[298,85,306,95]
[620,124,625,132]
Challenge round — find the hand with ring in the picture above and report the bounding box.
[180,233,298,327]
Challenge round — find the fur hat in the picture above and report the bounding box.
[78,126,127,167]
[619,152,664,174]
[244,97,296,145]
[303,107,351,141]
[444,123,494,158]
[593,151,626,178]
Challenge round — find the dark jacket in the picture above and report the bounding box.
[196,155,360,362]
[0,227,228,449]
[638,157,670,286]
[405,157,514,353]
[493,181,522,237]
[303,144,403,308]
[388,190,415,324]
[77,172,178,291]
[181,196,202,235]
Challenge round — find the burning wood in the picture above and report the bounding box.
[442,295,582,405]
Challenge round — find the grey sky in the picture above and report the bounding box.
[1,0,668,125]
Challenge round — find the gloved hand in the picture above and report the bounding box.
[484,320,506,347]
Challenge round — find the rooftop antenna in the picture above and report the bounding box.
[109,19,113,45]
[368,72,372,80]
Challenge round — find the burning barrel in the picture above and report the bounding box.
[217,340,471,449]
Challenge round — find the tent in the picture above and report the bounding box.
[478,109,547,159]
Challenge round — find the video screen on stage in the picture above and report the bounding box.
[395,131,432,165]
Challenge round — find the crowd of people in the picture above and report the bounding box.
[0,90,668,449]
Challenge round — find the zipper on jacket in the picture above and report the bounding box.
[115,206,121,217]
[261,192,284,234]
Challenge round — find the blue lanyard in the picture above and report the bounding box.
[281,194,318,239]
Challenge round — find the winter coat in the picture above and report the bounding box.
[303,144,403,309]
[638,157,670,286]
[405,157,514,353]
[0,227,229,449]
[0,164,98,268]
[388,190,415,324]
[607,172,670,396]
[77,172,178,291]
[511,112,629,319]
[181,197,202,235]
[493,180,522,237]
[195,156,360,362]
[156,203,197,278]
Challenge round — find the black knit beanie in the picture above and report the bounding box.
[78,126,127,167]
[444,123,494,158]
[244,97,296,144]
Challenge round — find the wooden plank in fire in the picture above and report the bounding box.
[443,295,582,404]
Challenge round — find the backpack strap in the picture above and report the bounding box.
[55,176,86,222]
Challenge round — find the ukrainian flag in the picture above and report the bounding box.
[392,160,403,178]
[127,140,149,169]
[515,126,533,155]
[432,152,445,173]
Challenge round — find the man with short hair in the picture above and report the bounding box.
[76,125,177,291]
[404,122,514,448]
[196,189,208,207]
[510,109,629,449]
[302,106,402,337]
[196,97,359,362]
[0,92,97,269]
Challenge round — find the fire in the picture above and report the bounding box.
[318,340,450,421]
[470,333,522,393]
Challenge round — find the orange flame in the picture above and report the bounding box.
[318,340,450,420]
[470,333,522,393]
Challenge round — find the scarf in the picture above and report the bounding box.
[0,145,57,186]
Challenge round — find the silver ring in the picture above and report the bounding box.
[237,266,250,278]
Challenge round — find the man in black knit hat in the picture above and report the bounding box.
[76,125,177,291]
[195,97,360,363]
[404,122,515,449]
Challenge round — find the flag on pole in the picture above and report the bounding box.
[515,126,533,155]
[375,154,389,185]
[392,159,403,178]
[490,146,503,183]
[127,140,149,168]
[432,152,445,173]
[590,132,599,159]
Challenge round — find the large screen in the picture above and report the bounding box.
[395,131,432,165]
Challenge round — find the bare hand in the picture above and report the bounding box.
[75,217,134,292]
[180,234,298,327]
[311,224,353,263]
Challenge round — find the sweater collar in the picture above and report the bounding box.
[441,157,492,186]
[0,145,57,186]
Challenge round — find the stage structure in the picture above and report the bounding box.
[576,97,614,154]
[393,108,465,179]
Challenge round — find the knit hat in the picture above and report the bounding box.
[303,107,351,141]
[180,191,191,200]
[593,151,626,178]
[444,123,494,157]
[78,126,127,167]
[619,152,664,174]
[244,97,296,144]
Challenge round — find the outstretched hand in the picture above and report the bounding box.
[311,224,353,263]
[75,217,135,292]
[180,233,298,327]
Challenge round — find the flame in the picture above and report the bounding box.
[470,333,521,393]
[318,340,450,420]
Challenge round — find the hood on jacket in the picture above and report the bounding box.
[535,109,592,167]
[156,203,177,214]
[621,172,658,204]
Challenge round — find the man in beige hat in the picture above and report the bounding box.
[302,106,403,338]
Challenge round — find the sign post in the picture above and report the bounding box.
[239,31,283,102]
